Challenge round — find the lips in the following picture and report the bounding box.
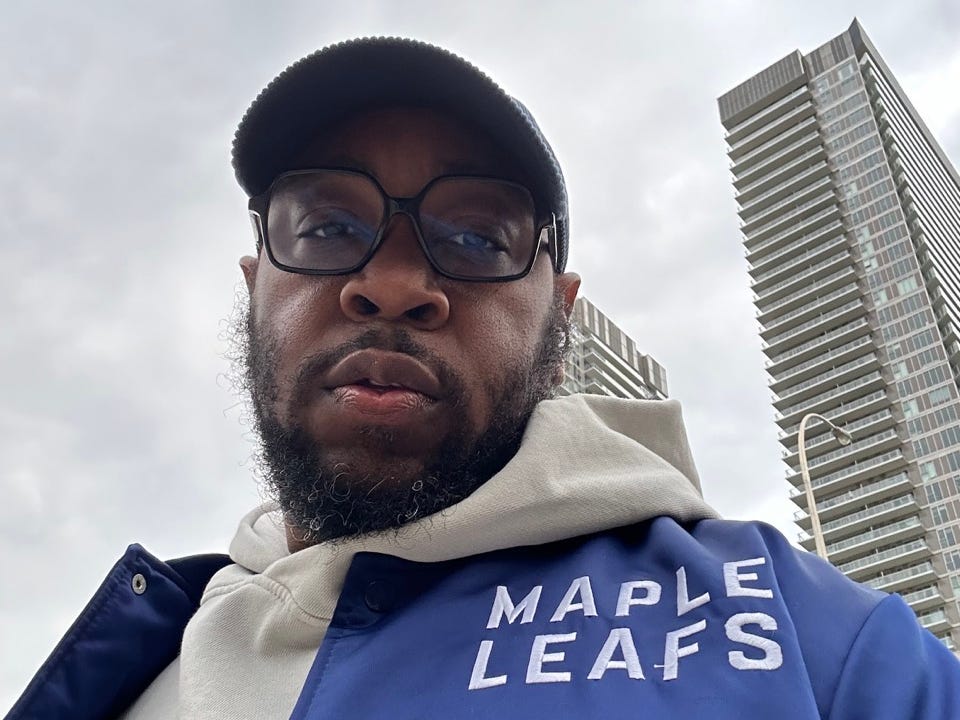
[323,349,443,401]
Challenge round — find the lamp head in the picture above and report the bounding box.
[832,427,853,446]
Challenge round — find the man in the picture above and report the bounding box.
[10,38,960,720]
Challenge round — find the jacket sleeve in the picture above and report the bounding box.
[829,593,960,719]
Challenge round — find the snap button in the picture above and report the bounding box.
[131,573,147,595]
[364,580,395,613]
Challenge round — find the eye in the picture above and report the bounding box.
[298,219,364,240]
[446,231,506,253]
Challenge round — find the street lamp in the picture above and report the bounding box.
[798,412,853,559]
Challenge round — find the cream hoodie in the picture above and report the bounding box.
[123,393,718,719]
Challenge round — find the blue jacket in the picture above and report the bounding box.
[9,518,960,719]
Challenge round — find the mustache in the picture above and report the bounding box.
[290,328,463,407]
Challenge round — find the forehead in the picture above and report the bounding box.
[292,106,527,189]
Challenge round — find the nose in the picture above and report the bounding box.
[339,214,450,329]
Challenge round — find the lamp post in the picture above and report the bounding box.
[798,412,853,559]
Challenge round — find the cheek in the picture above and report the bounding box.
[250,266,343,394]
[452,280,554,391]
[254,256,343,318]
[480,267,556,354]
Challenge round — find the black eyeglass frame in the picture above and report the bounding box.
[248,168,559,282]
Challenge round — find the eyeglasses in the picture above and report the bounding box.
[248,169,557,281]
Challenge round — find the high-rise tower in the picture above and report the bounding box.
[718,19,960,651]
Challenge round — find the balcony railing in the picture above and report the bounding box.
[745,204,839,250]
[776,354,877,402]
[826,517,921,556]
[901,586,941,606]
[783,389,889,435]
[757,265,854,318]
[755,251,850,299]
[737,148,825,196]
[816,472,909,515]
[771,336,874,385]
[738,174,837,228]
[918,610,949,628]
[837,539,927,574]
[752,236,847,285]
[745,209,839,258]
[742,189,835,239]
[784,410,893,457]
[780,390,887,438]
[767,318,870,368]
[765,300,864,349]
[732,116,820,172]
[734,130,821,184]
[762,284,859,333]
[819,493,914,534]
[736,167,832,225]
[806,449,903,492]
[805,428,898,470]
[726,86,811,139]
[749,224,838,283]
[863,561,934,590]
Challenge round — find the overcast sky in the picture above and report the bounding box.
[3,0,960,708]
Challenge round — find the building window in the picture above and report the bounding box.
[903,398,920,419]
[897,277,919,294]
[930,387,953,406]
[837,61,857,80]
[949,452,960,473]
[939,527,958,549]
[945,550,960,572]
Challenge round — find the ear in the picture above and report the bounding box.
[240,255,259,295]
[552,272,581,387]
[556,272,581,318]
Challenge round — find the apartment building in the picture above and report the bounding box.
[561,297,667,401]
[718,19,960,650]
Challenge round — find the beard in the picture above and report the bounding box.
[238,293,570,546]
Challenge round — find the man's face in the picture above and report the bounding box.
[239,107,580,548]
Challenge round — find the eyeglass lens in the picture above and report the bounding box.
[265,171,537,278]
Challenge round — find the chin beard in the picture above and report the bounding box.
[240,294,570,546]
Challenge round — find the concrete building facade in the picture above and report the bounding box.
[718,19,960,650]
[561,297,667,401]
